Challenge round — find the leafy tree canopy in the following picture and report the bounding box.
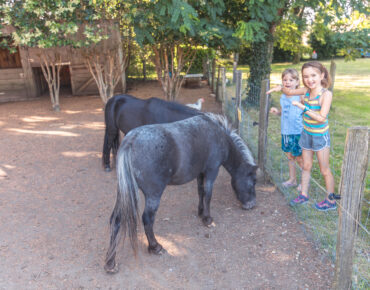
[131,0,234,49]
[2,0,107,48]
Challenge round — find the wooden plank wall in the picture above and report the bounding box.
[0,68,28,102]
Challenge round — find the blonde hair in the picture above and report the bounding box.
[301,61,332,88]
[281,68,300,88]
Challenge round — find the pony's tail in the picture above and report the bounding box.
[105,143,140,270]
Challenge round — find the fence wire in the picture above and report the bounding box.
[217,74,369,289]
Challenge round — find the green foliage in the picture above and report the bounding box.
[274,19,303,54]
[245,41,271,105]
[272,46,294,63]
[228,0,284,44]
[309,23,338,59]
[2,0,104,49]
[183,47,215,74]
[309,10,369,61]
[238,45,252,65]
[132,0,233,49]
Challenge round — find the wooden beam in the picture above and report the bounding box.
[258,79,270,178]
[18,47,38,98]
[333,126,369,289]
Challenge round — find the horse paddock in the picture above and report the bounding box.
[0,81,333,289]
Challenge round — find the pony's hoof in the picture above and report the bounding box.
[104,262,119,274]
[104,166,112,172]
[202,216,213,227]
[148,244,165,255]
[198,208,204,216]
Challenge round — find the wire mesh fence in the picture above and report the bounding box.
[218,69,369,289]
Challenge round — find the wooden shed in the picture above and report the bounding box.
[0,25,123,103]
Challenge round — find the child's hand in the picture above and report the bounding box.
[269,107,279,115]
[292,101,304,110]
[266,85,282,95]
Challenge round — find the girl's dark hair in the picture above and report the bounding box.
[301,61,332,88]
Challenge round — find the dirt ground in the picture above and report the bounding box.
[0,81,334,289]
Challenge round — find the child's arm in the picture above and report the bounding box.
[281,87,307,96]
[267,85,307,96]
[292,90,332,122]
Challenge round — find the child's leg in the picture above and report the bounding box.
[301,149,313,197]
[316,147,335,200]
[285,152,297,184]
[295,155,303,169]
[294,155,303,190]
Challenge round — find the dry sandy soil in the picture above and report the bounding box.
[0,81,333,289]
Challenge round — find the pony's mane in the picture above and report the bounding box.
[205,113,256,166]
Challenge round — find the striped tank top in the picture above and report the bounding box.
[302,91,329,136]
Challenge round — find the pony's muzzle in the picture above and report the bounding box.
[242,199,256,210]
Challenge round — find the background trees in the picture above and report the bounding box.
[1,0,368,105]
[131,0,233,100]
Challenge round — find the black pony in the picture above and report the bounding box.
[103,94,201,171]
[105,113,258,273]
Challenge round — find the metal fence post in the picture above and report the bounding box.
[333,126,369,289]
[258,79,270,177]
[235,70,242,134]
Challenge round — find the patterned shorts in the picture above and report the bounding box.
[299,130,331,152]
[281,134,302,157]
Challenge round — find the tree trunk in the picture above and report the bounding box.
[292,51,300,64]
[142,58,147,81]
[153,44,196,100]
[85,47,128,104]
[39,50,61,111]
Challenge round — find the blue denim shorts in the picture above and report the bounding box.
[299,130,331,151]
[281,134,302,157]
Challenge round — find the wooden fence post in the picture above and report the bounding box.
[211,58,216,93]
[333,127,369,290]
[232,52,239,83]
[329,60,336,92]
[235,70,242,134]
[258,79,270,177]
[221,67,226,112]
[215,65,221,102]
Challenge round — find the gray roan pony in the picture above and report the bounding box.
[104,113,257,273]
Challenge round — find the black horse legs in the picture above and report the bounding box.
[103,130,119,172]
[197,172,217,227]
[197,174,205,216]
[142,197,164,254]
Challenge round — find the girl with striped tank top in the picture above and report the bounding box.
[267,61,336,211]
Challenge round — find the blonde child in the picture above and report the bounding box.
[268,61,336,211]
[269,69,303,190]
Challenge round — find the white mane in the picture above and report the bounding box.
[204,113,256,166]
